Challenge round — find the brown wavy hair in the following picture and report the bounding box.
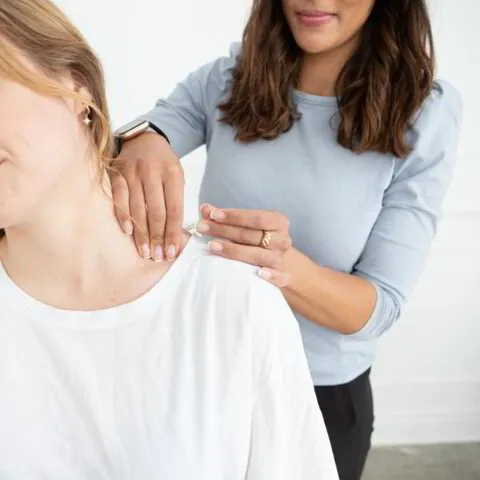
[219,0,436,158]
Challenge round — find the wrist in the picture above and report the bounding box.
[114,119,169,156]
[282,248,305,292]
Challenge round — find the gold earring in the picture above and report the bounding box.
[82,105,92,126]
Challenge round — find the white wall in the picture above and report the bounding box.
[371,2,480,446]
[56,0,480,446]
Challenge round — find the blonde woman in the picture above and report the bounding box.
[0,1,338,478]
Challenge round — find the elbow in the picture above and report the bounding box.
[347,285,403,341]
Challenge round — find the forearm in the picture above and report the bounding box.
[282,248,377,335]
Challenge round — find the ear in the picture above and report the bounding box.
[74,86,93,116]
[61,72,94,116]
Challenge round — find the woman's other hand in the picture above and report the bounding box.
[198,204,292,287]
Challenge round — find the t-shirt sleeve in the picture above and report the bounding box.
[349,80,463,341]
[136,44,239,158]
[245,278,338,480]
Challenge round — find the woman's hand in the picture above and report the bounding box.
[197,204,293,287]
[110,132,185,262]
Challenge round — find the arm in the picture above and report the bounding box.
[282,248,376,335]
[282,83,463,337]
[112,52,235,261]
[111,64,209,261]
[135,64,211,158]
[135,47,237,158]
[246,280,338,480]
[202,82,463,337]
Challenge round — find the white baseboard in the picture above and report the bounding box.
[371,380,480,446]
[372,410,480,447]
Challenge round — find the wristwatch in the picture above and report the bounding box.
[113,119,169,156]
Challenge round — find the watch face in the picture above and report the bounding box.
[114,120,150,138]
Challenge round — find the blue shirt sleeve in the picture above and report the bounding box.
[349,81,463,341]
[137,45,238,158]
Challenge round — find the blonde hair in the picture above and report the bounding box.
[0,0,114,238]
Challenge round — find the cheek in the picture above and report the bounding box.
[22,97,79,165]
[12,102,76,186]
[0,97,80,227]
[338,0,374,35]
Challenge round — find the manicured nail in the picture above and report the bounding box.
[153,245,164,262]
[210,210,226,221]
[166,245,176,261]
[196,222,210,233]
[257,269,272,280]
[208,241,223,253]
[123,221,133,236]
[142,244,151,259]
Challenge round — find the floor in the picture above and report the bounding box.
[363,443,480,480]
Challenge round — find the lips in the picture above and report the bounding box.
[296,9,335,26]
[298,10,332,17]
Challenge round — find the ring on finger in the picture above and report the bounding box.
[259,230,272,249]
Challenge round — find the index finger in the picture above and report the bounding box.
[142,167,167,261]
[110,171,133,235]
[163,163,185,259]
[203,206,288,231]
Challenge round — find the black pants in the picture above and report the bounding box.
[315,369,374,480]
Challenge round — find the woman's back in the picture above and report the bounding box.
[0,236,338,479]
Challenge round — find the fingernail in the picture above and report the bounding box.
[142,244,151,259]
[166,245,176,261]
[196,222,210,233]
[208,241,223,253]
[257,269,272,280]
[210,210,226,221]
[153,245,164,262]
[123,221,133,236]
[200,203,211,211]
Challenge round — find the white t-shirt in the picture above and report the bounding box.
[0,236,338,479]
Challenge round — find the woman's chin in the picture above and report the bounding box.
[294,32,341,56]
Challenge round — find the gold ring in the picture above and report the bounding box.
[260,231,272,249]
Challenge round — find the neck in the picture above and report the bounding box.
[297,35,359,97]
[0,162,142,292]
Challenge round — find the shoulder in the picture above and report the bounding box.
[392,80,463,179]
[209,42,241,90]
[186,235,285,303]
[184,235,295,328]
[413,80,463,134]
[193,42,240,105]
[186,238,300,378]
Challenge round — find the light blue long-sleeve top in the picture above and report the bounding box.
[138,44,463,385]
